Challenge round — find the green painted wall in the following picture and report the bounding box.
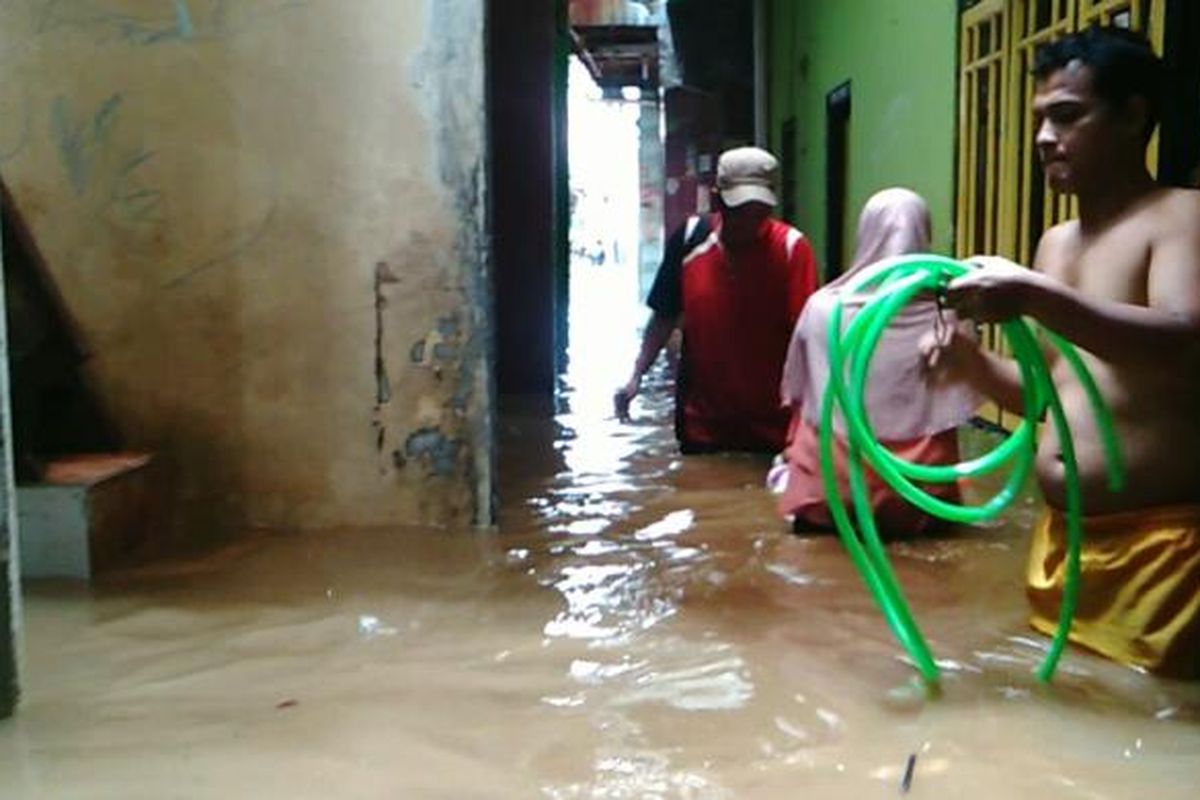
[768,1,958,277]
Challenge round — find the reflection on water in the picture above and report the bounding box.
[2,262,1200,797]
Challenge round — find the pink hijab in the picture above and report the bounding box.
[779,188,979,438]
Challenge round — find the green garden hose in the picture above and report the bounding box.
[818,254,1124,685]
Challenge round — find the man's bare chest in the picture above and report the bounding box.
[1056,227,1152,304]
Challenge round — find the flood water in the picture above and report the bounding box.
[2,263,1199,798]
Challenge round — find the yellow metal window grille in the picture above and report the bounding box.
[956,0,1164,427]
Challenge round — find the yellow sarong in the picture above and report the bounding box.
[1027,505,1200,678]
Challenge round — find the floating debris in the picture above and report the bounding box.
[900,752,917,794]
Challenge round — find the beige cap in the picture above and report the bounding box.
[715,146,779,207]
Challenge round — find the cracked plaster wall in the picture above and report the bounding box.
[0,0,493,537]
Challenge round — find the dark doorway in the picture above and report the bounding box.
[824,81,851,282]
[779,116,798,225]
[2,183,119,482]
[1161,0,1200,186]
[488,0,568,402]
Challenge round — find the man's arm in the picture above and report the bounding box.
[947,207,1200,366]
[920,229,1075,412]
[1025,285,1200,366]
[920,323,1026,414]
[615,312,678,420]
[1034,213,1200,365]
[616,222,688,420]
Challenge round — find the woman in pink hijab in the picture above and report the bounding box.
[772,188,980,536]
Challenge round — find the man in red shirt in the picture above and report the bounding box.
[616,147,818,453]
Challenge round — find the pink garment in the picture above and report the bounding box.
[779,416,962,537]
[780,188,979,439]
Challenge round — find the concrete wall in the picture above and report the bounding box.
[0,0,492,537]
[638,92,664,301]
[0,541,13,718]
[1,219,19,719]
[768,0,958,271]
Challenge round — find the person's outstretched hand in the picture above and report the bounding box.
[943,256,1048,323]
[919,321,980,385]
[613,375,641,421]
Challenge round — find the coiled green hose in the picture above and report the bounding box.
[818,254,1124,685]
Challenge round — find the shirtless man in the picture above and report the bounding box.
[928,27,1200,676]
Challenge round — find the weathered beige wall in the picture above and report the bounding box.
[0,0,492,537]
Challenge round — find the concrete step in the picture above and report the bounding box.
[17,453,157,579]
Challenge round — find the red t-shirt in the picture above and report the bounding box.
[648,215,817,451]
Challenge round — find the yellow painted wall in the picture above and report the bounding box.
[0,0,492,538]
